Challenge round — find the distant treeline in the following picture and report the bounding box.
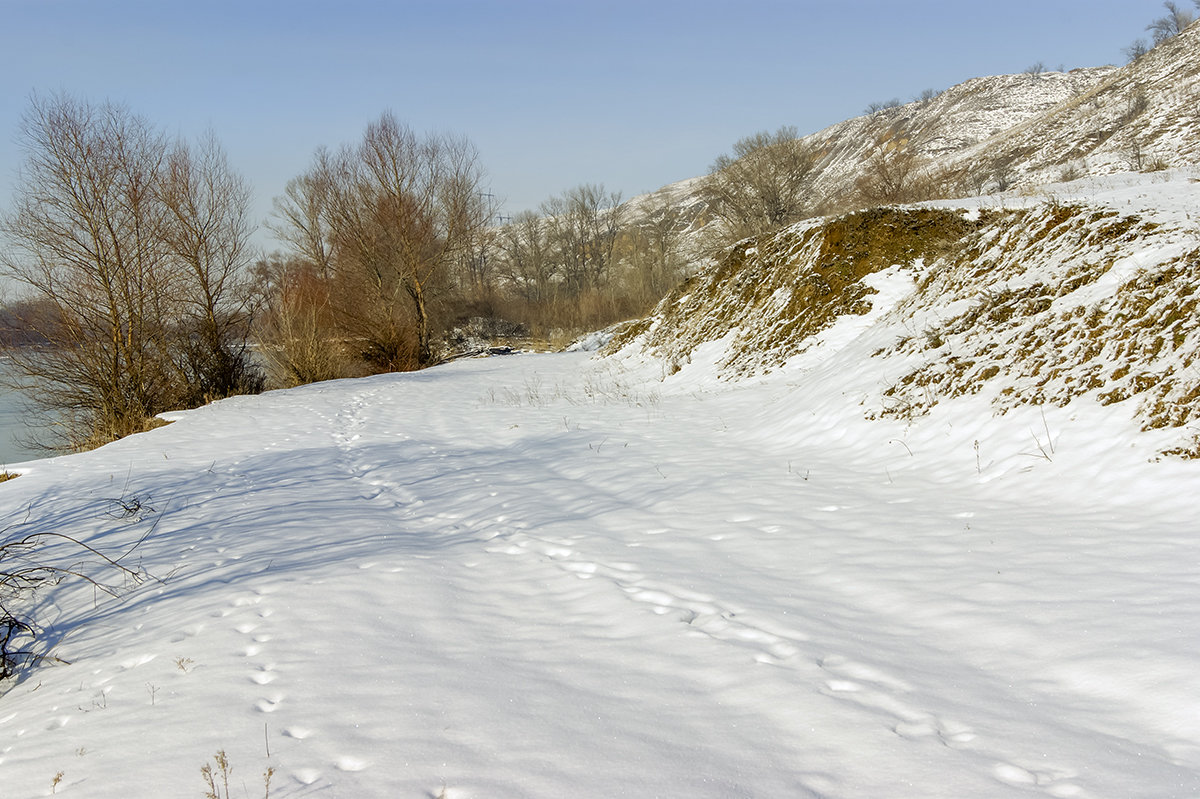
[0,299,54,347]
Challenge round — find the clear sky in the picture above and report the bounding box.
[0,0,1175,251]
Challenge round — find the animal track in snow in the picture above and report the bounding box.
[819,654,911,692]
[991,761,1087,797]
[226,593,284,715]
[818,655,976,749]
[255,693,284,713]
[487,530,807,665]
[335,755,368,771]
[485,527,1087,788]
[168,623,205,643]
[250,671,276,685]
[119,653,156,670]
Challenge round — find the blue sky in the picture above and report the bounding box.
[0,0,1173,251]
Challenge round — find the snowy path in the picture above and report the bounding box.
[2,352,1199,797]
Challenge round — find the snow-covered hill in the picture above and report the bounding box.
[646,21,1199,227]
[797,65,1115,206]
[940,21,1200,191]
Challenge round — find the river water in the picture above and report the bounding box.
[0,359,52,465]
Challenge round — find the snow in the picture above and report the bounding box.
[1,333,1199,798]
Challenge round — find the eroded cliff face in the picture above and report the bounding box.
[610,207,988,375]
[609,186,1200,453]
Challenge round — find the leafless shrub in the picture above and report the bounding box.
[865,98,903,115]
[700,126,817,245]
[854,136,941,205]
[253,256,351,387]
[1147,1,1196,44]
[1,511,154,681]
[913,88,942,105]
[1123,38,1150,62]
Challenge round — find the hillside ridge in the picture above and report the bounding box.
[610,174,1200,454]
[641,21,1199,224]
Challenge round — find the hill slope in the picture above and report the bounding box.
[646,21,1200,229]
[611,173,1200,455]
[942,22,1200,189]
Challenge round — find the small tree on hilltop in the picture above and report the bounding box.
[854,134,935,206]
[1147,1,1196,44]
[700,126,818,246]
[1123,38,1150,62]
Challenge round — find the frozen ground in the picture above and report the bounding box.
[1,342,1198,798]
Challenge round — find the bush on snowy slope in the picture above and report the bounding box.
[1,506,154,680]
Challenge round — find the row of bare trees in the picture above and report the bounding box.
[264,145,695,383]
[0,94,261,450]
[0,94,701,451]
[490,184,658,332]
[261,119,691,383]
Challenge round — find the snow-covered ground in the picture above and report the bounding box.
[1,337,1199,797]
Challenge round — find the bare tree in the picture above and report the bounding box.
[159,132,264,405]
[854,135,935,206]
[1147,1,1196,44]
[865,99,903,115]
[267,148,336,279]
[252,254,346,386]
[456,224,497,304]
[700,127,817,244]
[274,112,492,370]
[1123,38,1150,62]
[0,94,179,448]
[617,189,690,307]
[542,184,625,295]
[497,210,558,305]
[913,88,942,105]
[0,94,263,450]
